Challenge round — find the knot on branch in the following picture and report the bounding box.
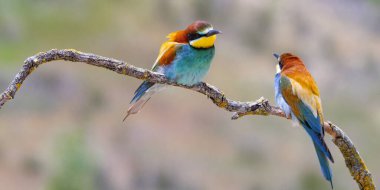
[0,92,13,107]
[231,97,270,120]
[207,94,227,108]
[212,95,228,108]
[25,57,40,70]
[256,97,272,113]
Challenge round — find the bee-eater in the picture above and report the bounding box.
[273,53,334,188]
[123,21,221,120]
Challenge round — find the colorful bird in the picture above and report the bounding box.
[123,21,221,120]
[273,53,334,188]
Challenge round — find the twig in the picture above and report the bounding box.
[0,49,375,189]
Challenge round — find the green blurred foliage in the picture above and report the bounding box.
[0,0,113,64]
[299,172,325,190]
[47,129,96,190]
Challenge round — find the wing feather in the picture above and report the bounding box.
[280,75,324,135]
[151,42,183,71]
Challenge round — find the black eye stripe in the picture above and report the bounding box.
[279,61,283,69]
[188,33,206,41]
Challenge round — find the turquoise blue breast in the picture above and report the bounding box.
[164,45,215,85]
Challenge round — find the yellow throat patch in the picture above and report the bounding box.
[190,35,217,48]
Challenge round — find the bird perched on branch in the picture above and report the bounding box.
[124,21,221,120]
[273,53,334,188]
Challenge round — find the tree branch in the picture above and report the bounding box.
[0,49,376,189]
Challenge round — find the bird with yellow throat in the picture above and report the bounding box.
[124,21,221,120]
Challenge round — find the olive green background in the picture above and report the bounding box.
[0,0,379,189]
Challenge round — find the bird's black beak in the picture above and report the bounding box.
[206,29,222,37]
[273,53,280,60]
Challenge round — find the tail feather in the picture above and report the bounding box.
[131,81,155,103]
[123,81,166,121]
[123,97,151,121]
[313,142,333,189]
[123,81,155,121]
[302,122,334,163]
[302,122,334,188]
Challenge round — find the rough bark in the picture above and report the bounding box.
[0,49,376,189]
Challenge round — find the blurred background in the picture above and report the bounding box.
[0,0,379,189]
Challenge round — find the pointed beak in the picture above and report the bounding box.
[273,53,280,60]
[206,29,222,37]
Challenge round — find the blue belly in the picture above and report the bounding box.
[164,45,215,85]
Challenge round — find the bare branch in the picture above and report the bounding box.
[0,49,375,189]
